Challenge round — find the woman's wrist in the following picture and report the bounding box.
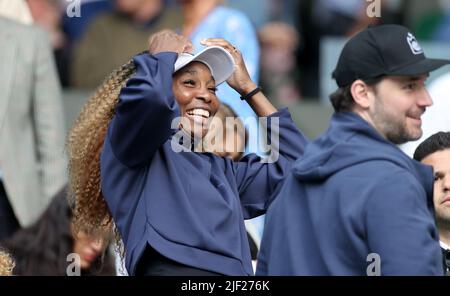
[240,86,262,101]
[237,81,258,97]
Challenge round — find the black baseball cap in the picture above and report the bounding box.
[332,24,450,87]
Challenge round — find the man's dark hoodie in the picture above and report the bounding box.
[256,112,443,275]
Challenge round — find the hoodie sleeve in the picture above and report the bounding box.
[233,108,308,219]
[107,52,180,168]
[365,170,443,275]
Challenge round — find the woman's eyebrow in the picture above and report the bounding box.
[180,68,216,84]
[181,69,197,75]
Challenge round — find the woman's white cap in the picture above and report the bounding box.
[174,46,235,86]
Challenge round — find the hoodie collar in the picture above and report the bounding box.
[292,111,434,202]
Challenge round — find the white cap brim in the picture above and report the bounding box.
[174,46,235,86]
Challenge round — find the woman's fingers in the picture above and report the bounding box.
[199,39,254,96]
[201,39,244,71]
[201,38,239,55]
[183,40,194,54]
[201,38,232,45]
[148,30,194,55]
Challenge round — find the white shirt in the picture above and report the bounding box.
[441,241,450,250]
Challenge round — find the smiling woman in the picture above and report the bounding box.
[173,61,220,138]
[67,30,308,276]
[171,45,234,140]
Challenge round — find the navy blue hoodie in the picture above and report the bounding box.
[257,112,443,275]
[100,52,308,275]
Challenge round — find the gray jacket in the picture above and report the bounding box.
[0,17,67,227]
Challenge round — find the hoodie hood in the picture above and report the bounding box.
[292,112,433,198]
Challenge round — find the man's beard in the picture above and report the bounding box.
[370,98,423,145]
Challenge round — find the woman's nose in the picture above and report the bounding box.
[196,87,214,103]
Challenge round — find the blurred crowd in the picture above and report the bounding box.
[2,0,450,276]
[2,0,450,100]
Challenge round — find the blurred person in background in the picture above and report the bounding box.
[27,0,65,50]
[296,0,384,99]
[0,0,33,24]
[60,0,114,87]
[226,0,300,29]
[225,0,272,29]
[433,0,450,42]
[0,249,14,276]
[71,0,181,89]
[27,0,70,85]
[0,15,67,241]
[259,21,301,107]
[1,187,115,276]
[202,103,247,161]
[61,0,113,47]
[414,132,450,276]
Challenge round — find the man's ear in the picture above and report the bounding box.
[350,80,371,110]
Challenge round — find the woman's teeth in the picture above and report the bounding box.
[187,109,210,118]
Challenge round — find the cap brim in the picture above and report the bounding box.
[174,46,235,86]
[389,58,450,77]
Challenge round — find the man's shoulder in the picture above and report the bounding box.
[338,157,407,175]
[360,162,422,193]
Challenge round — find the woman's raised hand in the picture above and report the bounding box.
[200,38,258,97]
[148,30,194,55]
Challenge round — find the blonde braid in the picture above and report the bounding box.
[66,59,137,236]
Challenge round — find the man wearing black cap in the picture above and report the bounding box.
[256,24,449,275]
